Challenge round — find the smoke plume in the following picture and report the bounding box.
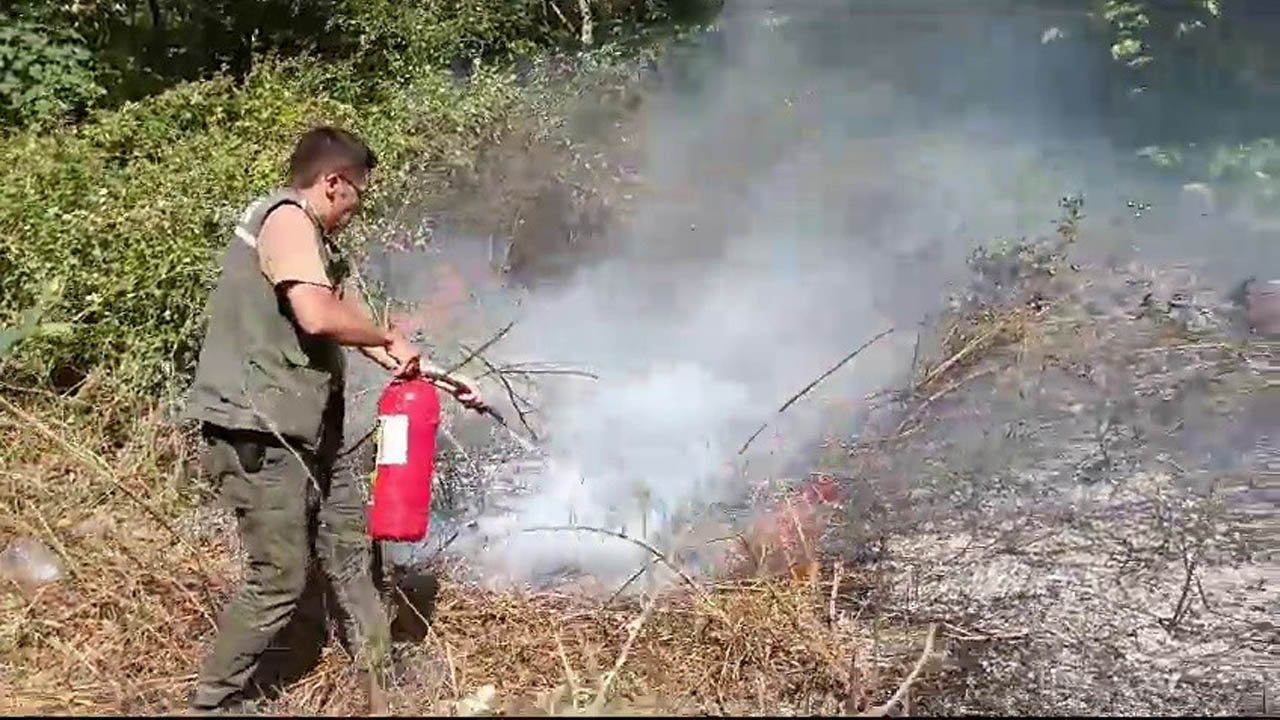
[363,0,1278,586]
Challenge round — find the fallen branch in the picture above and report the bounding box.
[859,623,937,717]
[739,327,895,455]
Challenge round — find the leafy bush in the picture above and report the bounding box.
[0,20,104,127]
[0,56,526,392]
[0,0,720,396]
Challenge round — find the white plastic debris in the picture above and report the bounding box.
[0,536,64,589]
[456,684,497,716]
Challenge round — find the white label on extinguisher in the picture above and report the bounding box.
[375,414,409,466]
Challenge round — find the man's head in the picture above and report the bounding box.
[288,126,377,233]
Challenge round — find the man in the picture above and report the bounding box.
[182,126,484,713]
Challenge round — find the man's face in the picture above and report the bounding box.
[319,167,368,232]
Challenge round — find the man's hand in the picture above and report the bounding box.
[419,363,485,411]
[384,333,422,378]
[443,373,485,411]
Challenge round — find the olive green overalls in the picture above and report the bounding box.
[182,189,389,711]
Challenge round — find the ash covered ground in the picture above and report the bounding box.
[820,231,1278,715]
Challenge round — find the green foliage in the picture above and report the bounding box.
[0,54,526,391]
[965,195,1084,303]
[1098,0,1221,69]
[333,0,552,74]
[0,0,719,129]
[0,19,105,127]
[0,0,715,393]
[0,280,70,360]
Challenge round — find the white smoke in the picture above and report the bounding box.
[370,1,1278,585]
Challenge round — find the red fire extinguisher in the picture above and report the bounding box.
[369,377,441,541]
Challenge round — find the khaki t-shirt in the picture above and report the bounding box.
[256,204,332,289]
[255,203,372,331]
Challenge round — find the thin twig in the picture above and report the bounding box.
[243,390,322,496]
[740,327,894,455]
[588,594,656,714]
[447,321,515,375]
[459,342,540,442]
[547,0,577,34]
[917,323,1003,391]
[481,368,599,380]
[522,525,723,618]
[859,623,937,717]
[829,562,842,626]
[604,557,657,608]
[894,366,996,436]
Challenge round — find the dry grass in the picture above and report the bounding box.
[0,383,236,715]
[261,563,931,716]
[0,378,933,716]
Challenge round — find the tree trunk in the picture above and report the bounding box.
[578,0,594,46]
[147,0,164,37]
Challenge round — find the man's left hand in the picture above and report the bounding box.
[443,373,486,412]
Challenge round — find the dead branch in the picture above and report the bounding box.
[604,557,657,608]
[555,630,581,700]
[739,327,895,455]
[447,320,516,375]
[483,367,600,380]
[829,561,842,626]
[918,323,1003,390]
[547,0,576,34]
[588,594,655,714]
[893,366,996,436]
[457,342,540,443]
[578,0,594,46]
[859,623,937,717]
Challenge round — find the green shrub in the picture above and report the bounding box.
[0,0,720,397]
[0,56,526,392]
[0,19,105,127]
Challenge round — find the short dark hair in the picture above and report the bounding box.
[287,126,378,188]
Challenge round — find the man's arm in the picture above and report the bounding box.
[258,206,418,374]
[336,276,401,371]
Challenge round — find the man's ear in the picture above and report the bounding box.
[319,171,341,199]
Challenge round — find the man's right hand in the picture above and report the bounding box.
[384,333,422,378]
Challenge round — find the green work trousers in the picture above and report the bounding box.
[191,423,389,710]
